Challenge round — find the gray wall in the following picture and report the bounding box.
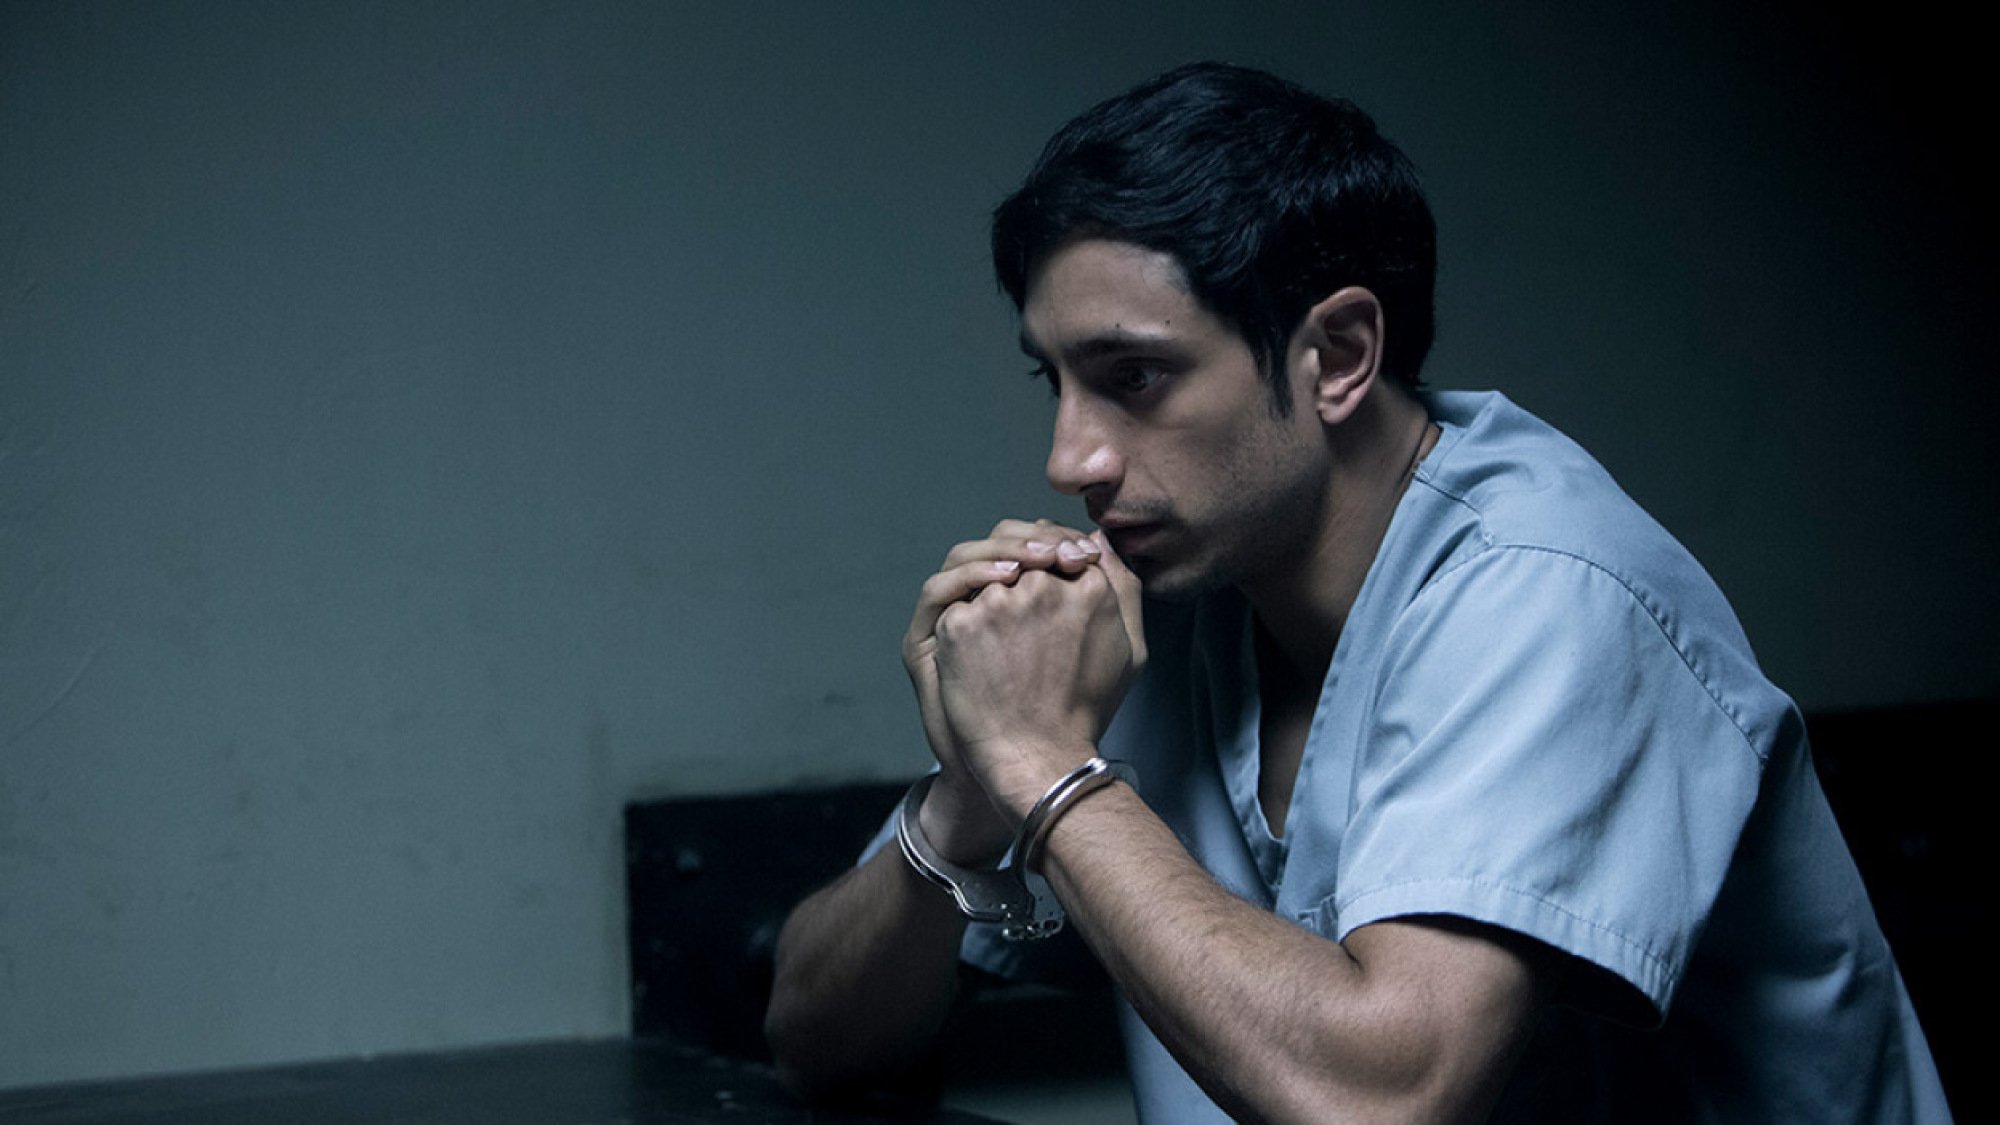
[3,0,1992,1089]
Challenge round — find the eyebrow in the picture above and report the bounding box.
[1017,327,1180,366]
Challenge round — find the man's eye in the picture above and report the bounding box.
[1027,363,1058,398]
[1114,363,1165,394]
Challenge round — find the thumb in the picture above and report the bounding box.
[1091,531,1147,666]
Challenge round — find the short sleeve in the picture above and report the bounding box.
[1321,546,1765,1022]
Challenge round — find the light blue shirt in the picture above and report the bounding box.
[960,391,1949,1122]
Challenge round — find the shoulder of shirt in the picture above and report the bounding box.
[1418,393,1656,556]
[1411,391,1725,602]
[1405,390,1796,761]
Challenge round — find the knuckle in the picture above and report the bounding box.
[1013,568,1055,592]
[1073,565,1112,593]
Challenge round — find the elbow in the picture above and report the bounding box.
[768,1052,825,1105]
[763,979,832,1102]
[761,976,890,1105]
[1214,998,1515,1125]
[763,911,841,1100]
[1238,1065,1484,1125]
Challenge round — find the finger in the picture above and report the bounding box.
[942,533,1099,572]
[909,557,1023,644]
[943,535,1055,570]
[985,517,1092,541]
[971,518,1094,556]
[1091,531,1149,665]
[1052,536,1103,572]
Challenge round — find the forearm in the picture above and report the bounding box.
[764,843,971,1099]
[1041,782,1542,1124]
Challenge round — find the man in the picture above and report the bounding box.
[766,63,1948,1123]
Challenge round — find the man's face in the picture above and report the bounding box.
[1021,239,1330,600]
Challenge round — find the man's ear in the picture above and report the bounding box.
[1292,287,1385,426]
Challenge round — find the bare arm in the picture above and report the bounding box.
[764,837,972,1100]
[1040,784,1556,1123]
[931,540,1557,1123]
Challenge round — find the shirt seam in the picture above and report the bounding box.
[1325,874,1680,998]
[1403,533,1769,765]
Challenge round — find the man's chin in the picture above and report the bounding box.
[1126,556,1222,604]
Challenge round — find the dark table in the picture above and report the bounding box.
[0,1039,1005,1124]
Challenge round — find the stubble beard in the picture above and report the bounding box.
[1127,444,1331,606]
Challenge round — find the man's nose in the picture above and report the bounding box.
[1046,398,1123,496]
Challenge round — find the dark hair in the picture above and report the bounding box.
[992,62,1436,407]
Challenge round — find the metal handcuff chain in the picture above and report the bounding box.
[896,758,1138,942]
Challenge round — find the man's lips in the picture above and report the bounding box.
[1089,505,1167,531]
[1098,519,1166,554]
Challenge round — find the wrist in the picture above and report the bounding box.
[919,771,1011,866]
[987,742,1100,825]
[895,758,1139,945]
[1014,756,1137,874]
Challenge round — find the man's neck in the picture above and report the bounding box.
[1241,387,1436,690]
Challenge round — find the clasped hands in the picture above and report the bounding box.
[901,519,1147,865]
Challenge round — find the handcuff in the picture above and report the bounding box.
[896,757,1138,941]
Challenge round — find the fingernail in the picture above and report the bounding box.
[1058,540,1098,562]
[994,560,1020,574]
[1025,540,1055,554]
